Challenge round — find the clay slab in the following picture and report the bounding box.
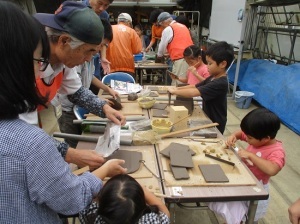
[108,150,142,174]
[170,148,194,168]
[170,165,189,180]
[160,143,196,158]
[199,164,229,183]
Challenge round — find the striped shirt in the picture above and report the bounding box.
[0,119,102,223]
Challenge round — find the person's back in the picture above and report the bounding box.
[106,13,142,75]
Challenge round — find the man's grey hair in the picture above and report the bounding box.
[45,27,85,49]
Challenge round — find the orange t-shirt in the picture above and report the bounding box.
[106,23,142,74]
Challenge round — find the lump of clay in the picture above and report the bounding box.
[128,93,138,101]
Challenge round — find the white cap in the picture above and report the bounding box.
[118,13,132,23]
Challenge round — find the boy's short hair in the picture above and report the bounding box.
[205,41,234,69]
[241,108,280,140]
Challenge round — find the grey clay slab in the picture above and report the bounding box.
[160,143,195,158]
[198,164,229,183]
[170,148,194,168]
[170,165,189,180]
[108,150,142,174]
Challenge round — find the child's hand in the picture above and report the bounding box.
[188,66,197,75]
[237,148,252,160]
[103,159,127,177]
[167,71,178,80]
[167,86,177,94]
[108,88,119,99]
[226,135,237,147]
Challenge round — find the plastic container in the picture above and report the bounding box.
[235,91,254,109]
[134,53,143,62]
[151,119,173,134]
[137,97,156,109]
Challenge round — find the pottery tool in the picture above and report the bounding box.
[205,153,235,166]
[168,91,171,106]
[232,145,254,166]
[184,137,223,144]
[139,160,160,179]
[73,115,146,124]
[85,113,144,117]
[160,123,218,138]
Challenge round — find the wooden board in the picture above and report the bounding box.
[85,102,144,120]
[157,138,256,187]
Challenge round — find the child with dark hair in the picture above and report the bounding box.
[169,45,209,85]
[208,108,286,223]
[79,174,170,224]
[167,41,234,133]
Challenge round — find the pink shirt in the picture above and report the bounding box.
[187,64,210,85]
[241,132,285,184]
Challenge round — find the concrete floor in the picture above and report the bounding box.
[40,98,299,224]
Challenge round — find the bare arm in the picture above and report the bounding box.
[65,148,105,171]
[288,198,300,224]
[100,45,111,75]
[167,86,200,98]
[91,76,119,98]
[238,149,282,176]
[143,186,170,218]
[92,159,127,180]
[188,66,206,82]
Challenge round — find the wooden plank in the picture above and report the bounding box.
[160,123,218,138]
[157,138,256,187]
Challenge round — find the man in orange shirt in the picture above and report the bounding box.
[106,13,142,77]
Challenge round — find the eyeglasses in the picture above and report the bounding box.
[33,58,49,72]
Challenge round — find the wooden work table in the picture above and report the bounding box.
[78,88,268,224]
[135,61,169,85]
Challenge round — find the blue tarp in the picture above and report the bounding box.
[228,59,300,135]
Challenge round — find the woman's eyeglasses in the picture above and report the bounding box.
[33,58,49,72]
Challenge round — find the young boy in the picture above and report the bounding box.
[209,108,286,223]
[167,41,234,134]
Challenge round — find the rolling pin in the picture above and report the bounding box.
[73,115,146,124]
[160,123,218,138]
[52,132,133,146]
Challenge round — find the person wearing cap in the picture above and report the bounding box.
[156,12,193,86]
[20,2,125,169]
[106,13,142,76]
[54,18,118,149]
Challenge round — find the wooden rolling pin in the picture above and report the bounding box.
[160,123,218,138]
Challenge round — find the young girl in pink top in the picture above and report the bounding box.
[169,45,209,85]
[208,108,286,224]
